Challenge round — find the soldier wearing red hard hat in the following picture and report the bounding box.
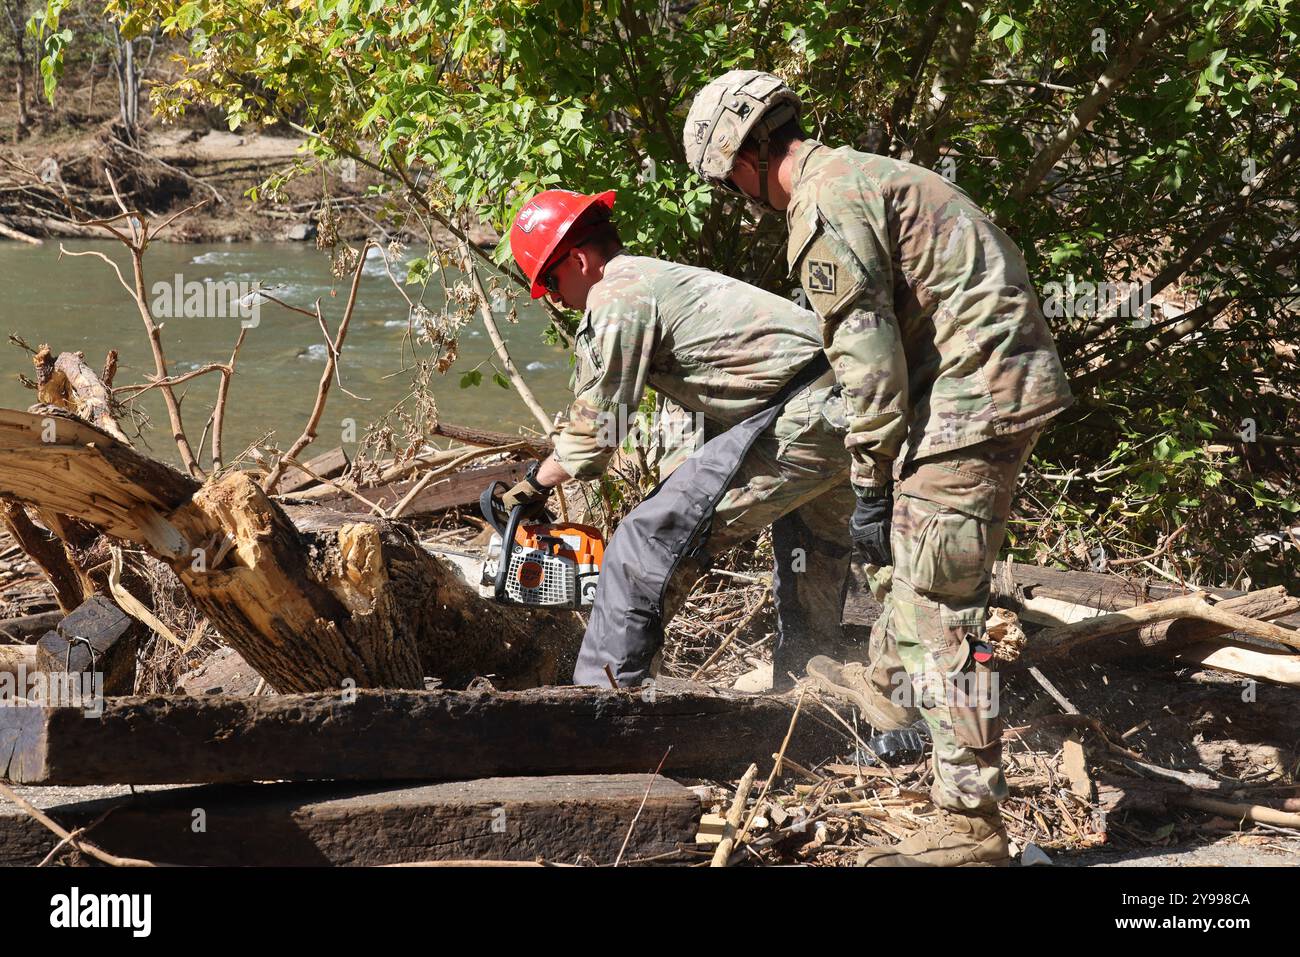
[509,188,616,302]
[495,186,883,699]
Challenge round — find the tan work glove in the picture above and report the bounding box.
[499,462,551,515]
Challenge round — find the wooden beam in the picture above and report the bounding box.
[0,611,64,644]
[0,774,703,866]
[35,595,142,695]
[0,685,844,786]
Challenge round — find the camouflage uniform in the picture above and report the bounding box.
[786,142,1073,812]
[557,254,858,687]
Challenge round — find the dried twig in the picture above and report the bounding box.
[691,590,770,681]
[711,762,759,867]
[0,780,162,867]
[615,747,673,867]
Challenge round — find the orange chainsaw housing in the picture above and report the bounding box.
[513,521,605,568]
[483,520,605,607]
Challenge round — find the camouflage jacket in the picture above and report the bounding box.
[552,254,840,480]
[786,141,1073,492]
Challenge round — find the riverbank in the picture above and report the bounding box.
[0,71,496,247]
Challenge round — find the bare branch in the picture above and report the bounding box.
[1004,1,1191,208]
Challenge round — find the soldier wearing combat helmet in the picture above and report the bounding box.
[684,70,1074,866]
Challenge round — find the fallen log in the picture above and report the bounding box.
[177,646,262,696]
[0,644,36,678]
[299,459,529,518]
[990,563,1300,665]
[1029,590,1300,658]
[848,562,1300,667]
[0,685,844,786]
[273,446,349,495]
[0,220,43,245]
[996,561,1300,628]
[433,421,553,459]
[1174,640,1300,687]
[0,774,702,866]
[0,408,583,692]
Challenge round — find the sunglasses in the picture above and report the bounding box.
[540,241,588,295]
[542,261,564,295]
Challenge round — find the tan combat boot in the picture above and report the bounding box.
[856,808,1011,867]
[805,655,918,732]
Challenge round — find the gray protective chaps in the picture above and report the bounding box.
[573,358,843,687]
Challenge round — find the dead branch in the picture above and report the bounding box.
[1032,590,1300,658]
[211,328,248,471]
[711,762,759,867]
[33,347,131,444]
[261,242,374,492]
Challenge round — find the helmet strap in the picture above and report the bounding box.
[757,132,771,208]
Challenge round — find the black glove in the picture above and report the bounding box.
[849,491,892,566]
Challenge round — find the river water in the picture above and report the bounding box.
[0,240,574,467]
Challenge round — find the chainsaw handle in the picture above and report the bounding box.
[479,479,530,603]
[479,480,510,537]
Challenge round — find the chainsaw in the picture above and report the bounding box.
[477,480,604,608]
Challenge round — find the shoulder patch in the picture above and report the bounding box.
[806,259,837,294]
[798,231,867,321]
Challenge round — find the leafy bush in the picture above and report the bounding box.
[34,0,1299,584]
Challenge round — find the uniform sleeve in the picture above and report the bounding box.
[550,299,658,481]
[798,196,909,495]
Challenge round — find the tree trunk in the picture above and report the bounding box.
[0,408,584,693]
[14,44,28,141]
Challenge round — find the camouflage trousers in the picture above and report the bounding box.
[863,428,1041,813]
[664,382,857,683]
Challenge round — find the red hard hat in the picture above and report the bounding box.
[509,189,617,298]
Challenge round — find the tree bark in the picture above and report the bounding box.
[909,0,981,169]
